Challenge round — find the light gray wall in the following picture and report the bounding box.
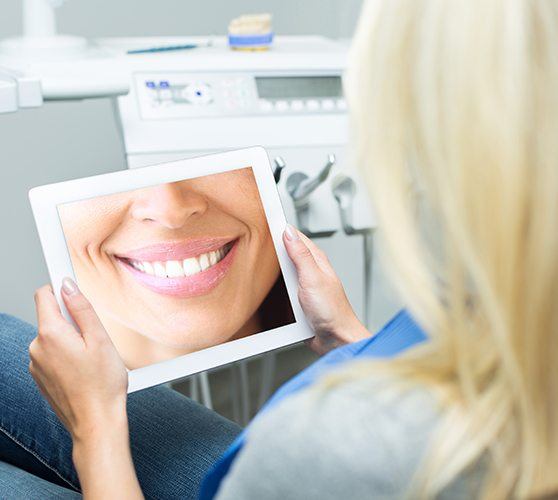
[0,0,363,324]
[0,0,363,39]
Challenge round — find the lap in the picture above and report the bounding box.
[0,461,80,500]
[0,313,241,499]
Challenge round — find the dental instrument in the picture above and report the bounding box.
[332,174,359,235]
[127,42,212,55]
[331,174,375,328]
[273,157,286,184]
[286,154,337,238]
[287,154,336,209]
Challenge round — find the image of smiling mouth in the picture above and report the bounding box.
[115,238,238,298]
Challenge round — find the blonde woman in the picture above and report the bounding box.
[0,0,556,498]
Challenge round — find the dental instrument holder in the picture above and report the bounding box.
[331,174,375,329]
[286,154,337,238]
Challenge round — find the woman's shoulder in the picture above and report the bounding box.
[217,369,452,500]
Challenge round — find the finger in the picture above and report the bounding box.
[283,224,321,286]
[60,278,109,345]
[34,285,71,335]
[297,231,333,271]
[297,231,322,260]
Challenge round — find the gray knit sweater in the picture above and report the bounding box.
[215,374,484,499]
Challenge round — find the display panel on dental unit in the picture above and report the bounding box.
[29,147,312,393]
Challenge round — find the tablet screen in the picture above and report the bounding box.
[56,167,295,370]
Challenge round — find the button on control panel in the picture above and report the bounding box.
[135,72,346,120]
[253,98,347,115]
[274,100,289,112]
[181,83,213,105]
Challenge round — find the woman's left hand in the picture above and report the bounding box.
[30,279,128,443]
[31,279,144,498]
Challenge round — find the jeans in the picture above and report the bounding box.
[0,313,242,499]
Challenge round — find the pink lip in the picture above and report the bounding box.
[116,240,238,298]
[118,237,234,262]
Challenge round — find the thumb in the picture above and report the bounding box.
[283,224,320,286]
[60,277,109,344]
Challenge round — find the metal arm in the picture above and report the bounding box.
[285,154,337,238]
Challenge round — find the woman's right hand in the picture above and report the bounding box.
[283,225,371,355]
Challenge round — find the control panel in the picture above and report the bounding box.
[135,72,346,120]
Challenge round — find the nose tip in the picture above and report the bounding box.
[131,182,208,229]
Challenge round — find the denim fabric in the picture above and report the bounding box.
[0,461,79,499]
[0,313,241,499]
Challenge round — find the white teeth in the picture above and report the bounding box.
[131,261,144,272]
[209,251,218,266]
[128,244,231,278]
[198,253,210,271]
[143,261,155,275]
[166,260,184,278]
[153,261,167,278]
[183,257,201,276]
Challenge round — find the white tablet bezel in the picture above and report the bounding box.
[29,146,313,393]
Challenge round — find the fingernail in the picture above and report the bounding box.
[61,277,79,296]
[284,224,299,241]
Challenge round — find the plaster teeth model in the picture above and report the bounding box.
[228,14,274,51]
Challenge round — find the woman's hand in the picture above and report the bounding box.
[31,279,143,499]
[283,225,370,355]
[30,279,128,441]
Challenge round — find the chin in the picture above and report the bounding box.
[144,325,235,351]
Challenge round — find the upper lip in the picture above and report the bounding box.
[115,237,235,262]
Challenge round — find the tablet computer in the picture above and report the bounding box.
[29,146,312,392]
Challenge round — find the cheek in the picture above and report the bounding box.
[59,196,129,257]
[247,214,280,280]
[246,213,274,255]
[231,197,276,267]
[61,212,119,262]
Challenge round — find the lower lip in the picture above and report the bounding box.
[118,243,238,298]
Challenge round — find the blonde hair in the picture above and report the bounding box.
[344,0,558,497]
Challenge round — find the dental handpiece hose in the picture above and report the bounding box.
[362,230,374,330]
